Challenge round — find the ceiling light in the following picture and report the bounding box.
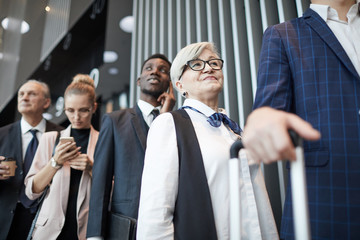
[1,18,8,29]
[55,97,64,117]
[45,6,50,12]
[21,21,30,34]
[1,17,30,34]
[42,112,53,120]
[103,51,118,63]
[119,16,134,33]
[0,52,3,60]
[108,67,119,75]
[119,92,128,109]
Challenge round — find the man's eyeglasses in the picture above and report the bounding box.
[179,58,224,79]
[64,107,92,117]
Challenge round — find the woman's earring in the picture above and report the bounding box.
[182,92,187,97]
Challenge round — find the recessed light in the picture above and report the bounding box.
[42,112,53,120]
[1,18,8,29]
[103,51,118,63]
[119,16,134,33]
[108,67,119,75]
[21,21,30,34]
[1,17,30,34]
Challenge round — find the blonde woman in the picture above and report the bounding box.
[25,74,99,240]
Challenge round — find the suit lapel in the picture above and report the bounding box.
[131,105,148,150]
[12,122,24,170]
[303,8,360,80]
[45,120,52,132]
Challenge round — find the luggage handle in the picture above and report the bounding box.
[289,130,311,240]
[229,130,310,240]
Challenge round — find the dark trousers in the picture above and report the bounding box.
[7,203,35,240]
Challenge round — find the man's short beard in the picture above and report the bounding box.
[141,88,164,99]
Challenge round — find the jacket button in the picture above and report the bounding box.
[19,170,23,175]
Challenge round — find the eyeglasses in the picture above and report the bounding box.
[64,107,92,117]
[179,58,224,79]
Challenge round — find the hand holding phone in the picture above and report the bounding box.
[54,137,80,166]
[157,80,176,113]
[59,137,77,152]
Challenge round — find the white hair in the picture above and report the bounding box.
[170,42,220,91]
[25,79,51,99]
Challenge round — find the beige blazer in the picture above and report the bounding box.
[25,125,99,240]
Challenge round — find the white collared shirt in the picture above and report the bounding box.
[137,99,161,127]
[137,99,278,239]
[310,1,360,75]
[20,117,46,160]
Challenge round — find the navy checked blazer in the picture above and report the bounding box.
[253,8,360,240]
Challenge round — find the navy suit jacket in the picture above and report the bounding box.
[254,8,360,240]
[87,105,148,238]
[0,120,63,240]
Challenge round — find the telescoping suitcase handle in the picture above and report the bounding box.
[288,131,311,240]
[229,130,311,240]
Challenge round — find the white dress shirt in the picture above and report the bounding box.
[20,117,46,160]
[311,1,360,75]
[137,99,161,127]
[137,99,278,240]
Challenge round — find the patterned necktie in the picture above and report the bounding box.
[151,108,160,120]
[208,112,242,135]
[181,106,242,135]
[19,129,39,209]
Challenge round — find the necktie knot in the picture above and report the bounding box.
[151,109,160,120]
[207,112,242,135]
[181,106,242,135]
[207,112,224,127]
[29,129,38,137]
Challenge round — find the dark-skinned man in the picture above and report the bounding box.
[87,54,176,240]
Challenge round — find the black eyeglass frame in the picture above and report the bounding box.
[179,58,224,80]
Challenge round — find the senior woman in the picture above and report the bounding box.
[25,74,99,240]
[137,42,278,240]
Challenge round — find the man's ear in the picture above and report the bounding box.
[43,98,51,110]
[136,77,141,86]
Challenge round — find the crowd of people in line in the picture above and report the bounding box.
[0,0,359,239]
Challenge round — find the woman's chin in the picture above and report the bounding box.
[72,123,89,129]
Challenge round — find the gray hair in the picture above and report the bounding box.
[170,42,220,90]
[25,79,51,99]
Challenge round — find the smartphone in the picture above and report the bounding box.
[59,137,74,144]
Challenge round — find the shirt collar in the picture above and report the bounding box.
[137,99,161,117]
[21,117,46,135]
[310,1,360,22]
[348,1,360,21]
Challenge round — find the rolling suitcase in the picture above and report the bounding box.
[229,131,311,240]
